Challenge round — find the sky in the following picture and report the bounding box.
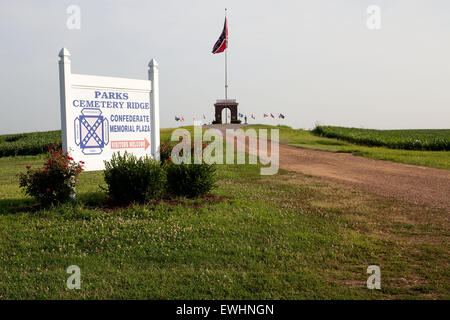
[0,0,449,134]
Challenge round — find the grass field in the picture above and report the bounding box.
[312,126,450,151]
[247,125,450,170]
[0,128,448,299]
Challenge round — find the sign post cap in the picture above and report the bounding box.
[58,47,71,58]
[148,59,158,68]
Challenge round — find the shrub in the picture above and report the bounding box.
[18,147,84,206]
[159,140,175,163]
[165,160,217,198]
[103,152,165,204]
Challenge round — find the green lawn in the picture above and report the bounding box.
[247,125,450,170]
[0,150,448,299]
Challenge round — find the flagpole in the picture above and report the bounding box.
[224,8,228,123]
[225,48,228,100]
[225,8,228,101]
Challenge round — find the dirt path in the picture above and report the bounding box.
[276,144,450,210]
[208,124,450,210]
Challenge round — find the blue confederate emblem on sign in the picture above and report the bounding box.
[74,108,109,155]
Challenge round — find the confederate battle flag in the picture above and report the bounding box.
[212,18,228,54]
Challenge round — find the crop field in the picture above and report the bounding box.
[0,130,61,157]
[0,129,180,159]
[312,126,450,151]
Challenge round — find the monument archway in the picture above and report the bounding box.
[214,99,240,124]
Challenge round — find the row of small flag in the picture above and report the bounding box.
[175,113,286,122]
[239,113,286,119]
[262,113,285,119]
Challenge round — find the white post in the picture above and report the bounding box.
[58,48,76,198]
[148,59,160,161]
[58,48,72,153]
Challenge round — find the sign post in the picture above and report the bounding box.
[148,59,160,161]
[58,48,160,171]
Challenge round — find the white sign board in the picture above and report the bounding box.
[58,48,160,171]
